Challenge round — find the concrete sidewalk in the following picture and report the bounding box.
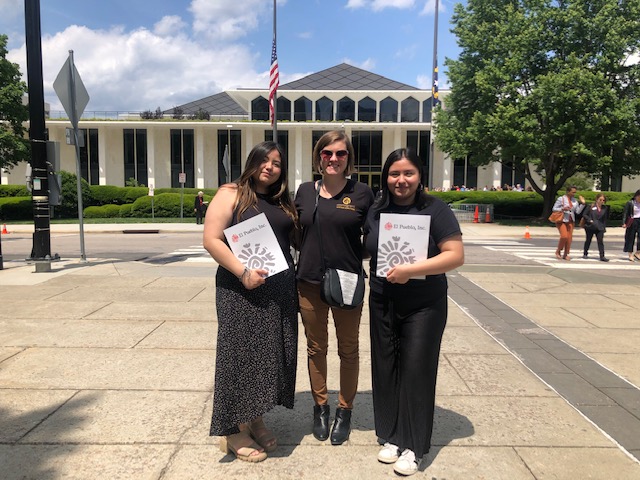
[0,224,639,479]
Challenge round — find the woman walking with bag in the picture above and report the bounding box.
[551,185,585,260]
[623,189,640,262]
[204,141,298,463]
[582,193,610,262]
[295,130,374,445]
[364,148,464,476]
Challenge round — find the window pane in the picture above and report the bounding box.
[358,97,376,122]
[337,97,355,121]
[123,129,135,183]
[316,97,333,121]
[136,129,148,186]
[276,97,291,121]
[183,129,195,188]
[294,97,312,121]
[170,129,182,188]
[380,97,398,122]
[251,97,269,121]
[401,97,419,122]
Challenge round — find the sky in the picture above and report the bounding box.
[1,0,463,115]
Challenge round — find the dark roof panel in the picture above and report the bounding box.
[165,92,246,115]
[280,63,419,91]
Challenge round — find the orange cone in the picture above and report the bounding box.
[473,205,479,223]
[485,207,492,223]
[523,225,531,239]
[1,224,7,234]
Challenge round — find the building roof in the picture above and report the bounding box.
[168,63,421,115]
[279,63,420,91]
[165,92,247,116]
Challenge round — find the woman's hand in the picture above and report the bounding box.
[241,268,269,290]
[578,195,586,204]
[386,265,412,284]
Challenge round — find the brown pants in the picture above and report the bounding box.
[298,281,363,409]
[556,221,575,257]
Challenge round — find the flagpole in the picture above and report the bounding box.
[272,0,278,140]
[428,0,439,191]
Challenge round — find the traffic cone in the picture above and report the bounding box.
[1,224,7,234]
[473,205,479,223]
[485,207,492,223]
[523,225,531,239]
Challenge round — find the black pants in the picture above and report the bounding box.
[369,290,447,457]
[583,229,605,258]
[624,218,640,253]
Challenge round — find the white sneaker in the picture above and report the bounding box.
[393,449,419,476]
[377,442,400,464]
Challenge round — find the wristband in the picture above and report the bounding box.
[238,267,249,281]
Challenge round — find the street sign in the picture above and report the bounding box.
[53,54,90,128]
[179,172,186,184]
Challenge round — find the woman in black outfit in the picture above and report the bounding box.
[364,148,464,476]
[623,189,640,262]
[582,193,610,262]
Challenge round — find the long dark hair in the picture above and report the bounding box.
[371,147,432,218]
[234,141,297,223]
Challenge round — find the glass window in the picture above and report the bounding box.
[501,158,525,189]
[316,97,333,121]
[277,97,291,121]
[352,131,383,172]
[455,156,478,189]
[422,99,432,123]
[358,97,376,122]
[265,130,289,163]
[407,130,431,180]
[401,97,419,122]
[337,96,355,121]
[170,129,195,188]
[123,129,148,186]
[217,130,242,185]
[380,97,398,122]
[311,130,330,181]
[251,96,269,121]
[79,128,99,185]
[294,96,312,121]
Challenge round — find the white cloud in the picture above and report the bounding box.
[420,0,446,15]
[189,0,276,41]
[8,24,266,112]
[346,0,415,11]
[153,15,187,37]
[416,74,430,89]
[297,31,313,40]
[343,57,377,71]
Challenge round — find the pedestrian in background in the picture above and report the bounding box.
[552,185,585,260]
[204,141,298,463]
[623,189,640,262]
[582,193,610,262]
[364,148,464,476]
[194,191,207,224]
[295,130,374,445]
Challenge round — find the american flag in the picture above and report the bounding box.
[432,65,440,108]
[269,38,279,125]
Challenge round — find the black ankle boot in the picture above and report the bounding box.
[312,404,330,441]
[330,408,351,445]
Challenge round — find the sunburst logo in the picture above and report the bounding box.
[343,197,351,205]
[237,243,277,274]
[377,236,416,275]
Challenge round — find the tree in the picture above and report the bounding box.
[436,0,640,216]
[0,34,30,170]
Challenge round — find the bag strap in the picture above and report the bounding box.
[313,180,327,272]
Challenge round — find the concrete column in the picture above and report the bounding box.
[195,126,204,189]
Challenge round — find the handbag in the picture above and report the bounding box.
[548,211,563,223]
[625,216,634,228]
[313,181,365,310]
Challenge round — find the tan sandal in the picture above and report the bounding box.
[219,431,267,463]
[246,417,277,452]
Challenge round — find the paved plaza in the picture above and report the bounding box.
[0,223,639,479]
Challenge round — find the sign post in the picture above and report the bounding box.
[53,50,90,261]
[178,173,186,219]
[149,184,155,220]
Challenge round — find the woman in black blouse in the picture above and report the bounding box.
[364,148,464,476]
[581,193,610,261]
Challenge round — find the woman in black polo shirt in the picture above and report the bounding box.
[364,148,464,476]
[295,130,374,445]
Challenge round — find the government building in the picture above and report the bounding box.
[2,63,637,192]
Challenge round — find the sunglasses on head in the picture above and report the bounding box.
[320,149,348,161]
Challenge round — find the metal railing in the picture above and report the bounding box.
[450,203,494,223]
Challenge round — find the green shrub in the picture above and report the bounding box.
[83,204,122,218]
[0,196,32,220]
[0,185,30,197]
[119,203,134,217]
[130,193,191,218]
[90,185,148,205]
[56,171,93,219]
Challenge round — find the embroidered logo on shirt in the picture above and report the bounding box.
[337,196,356,211]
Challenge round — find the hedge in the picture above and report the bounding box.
[0,196,32,221]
